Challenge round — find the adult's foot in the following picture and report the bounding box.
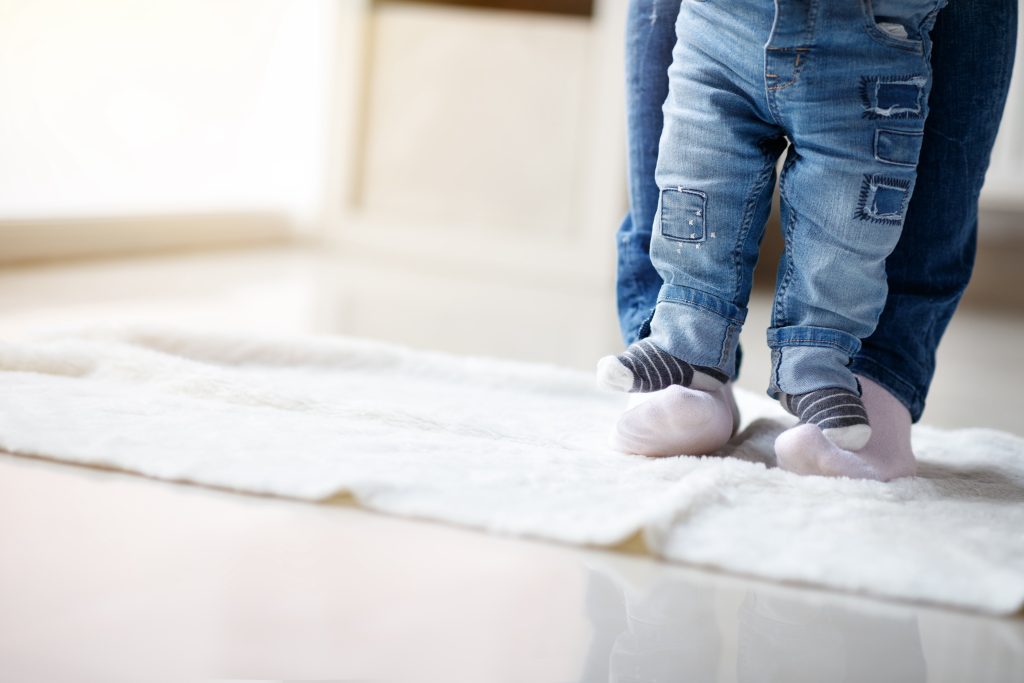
[774,375,916,481]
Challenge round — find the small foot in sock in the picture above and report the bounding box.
[611,383,739,457]
[597,339,728,393]
[781,387,871,451]
[775,376,916,481]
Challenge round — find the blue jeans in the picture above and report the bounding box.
[648,0,945,398]
[617,0,1018,417]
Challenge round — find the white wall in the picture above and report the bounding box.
[0,0,334,229]
[324,2,627,367]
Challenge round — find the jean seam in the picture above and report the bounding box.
[765,47,811,92]
[770,338,859,353]
[732,153,778,304]
[718,322,739,373]
[772,173,798,328]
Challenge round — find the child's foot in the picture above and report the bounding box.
[597,339,728,393]
[775,376,915,481]
[780,387,871,450]
[610,383,739,457]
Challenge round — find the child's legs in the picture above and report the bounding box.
[765,0,942,398]
[646,0,782,380]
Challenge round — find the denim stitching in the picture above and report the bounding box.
[658,293,745,325]
[770,338,860,353]
[855,173,912,224]
[660,188,707,243]
[873,128,924,167]
[718,322,739,372]
[765,47,811,92]
[773,159,799,328]
[806,0,820,39]
[732,150,779,306]
[859,75,927,119]
[858,0,926,54]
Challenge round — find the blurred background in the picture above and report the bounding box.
[1,0,1022,431]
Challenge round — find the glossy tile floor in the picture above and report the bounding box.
[2,454,1022,682]
[2,246,1023,681]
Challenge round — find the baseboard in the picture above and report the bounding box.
[0,212,297,265]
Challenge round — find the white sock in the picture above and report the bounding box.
[774,375,916,481]
[610,383,739,457]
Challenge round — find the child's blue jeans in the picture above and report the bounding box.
[617,0,1017,413]
[648,0,945,398]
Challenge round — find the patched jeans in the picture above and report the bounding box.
[644,0,946,398]
[618,0,1017,419]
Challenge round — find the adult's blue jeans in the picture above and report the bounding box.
[616,0,1017,418]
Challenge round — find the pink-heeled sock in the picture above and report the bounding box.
[774,375,916,481]
[610,383,739,457]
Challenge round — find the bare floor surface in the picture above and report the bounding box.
[1,454,1022,682]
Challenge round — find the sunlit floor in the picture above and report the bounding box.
[1,245,1022,680]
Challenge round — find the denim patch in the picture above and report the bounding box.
[860,75,926,119]
[874,128,924,167]
[855,174,912,224]
[660,188,706,242]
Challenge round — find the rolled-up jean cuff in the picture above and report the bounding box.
[766,326,862,398]
[659,283,746,323]
[766,325,862,356]
[849,354,925,422]
[646,284,745,377]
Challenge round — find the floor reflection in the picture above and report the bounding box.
[580,567,720,682]
[575,554,1017,683]
[736,593,924,682]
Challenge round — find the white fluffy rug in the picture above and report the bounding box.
[1,328,1022,615]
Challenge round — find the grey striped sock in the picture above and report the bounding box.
[612,339,728,393]
[782,387,871,450]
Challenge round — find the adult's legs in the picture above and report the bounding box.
[616,0,681,345]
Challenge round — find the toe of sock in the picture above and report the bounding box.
[775,424,881,480]
[611,385,734,457]
[821,423,871,451]
[596,356,634,392]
